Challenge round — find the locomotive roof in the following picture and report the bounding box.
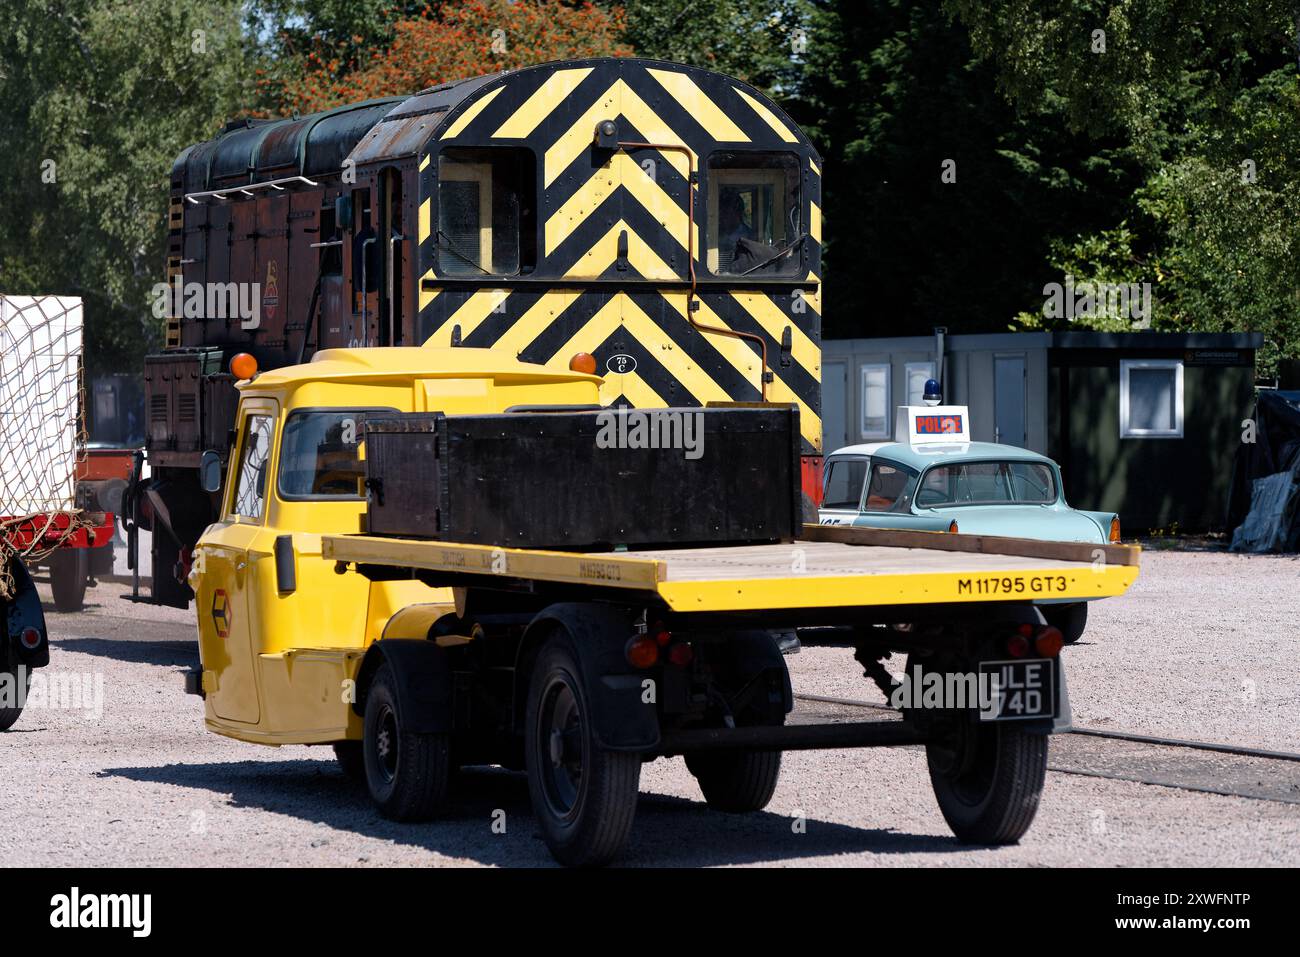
[172,58,817,195]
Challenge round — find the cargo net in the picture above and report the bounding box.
[0,295,90,599]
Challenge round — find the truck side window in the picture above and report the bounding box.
[278,409,379,499]
[231,414,274,520]
[436,147,535,276]
[707,151,800,276]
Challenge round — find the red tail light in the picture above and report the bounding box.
[625,635,659,668]
[1006,634,1030,658]
[19,627,42,650]
[1035,626,1065,658]
[667,643,694,667]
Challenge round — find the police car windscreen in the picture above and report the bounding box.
[917,461,1056,507]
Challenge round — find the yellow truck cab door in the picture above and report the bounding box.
[196,400,277,724]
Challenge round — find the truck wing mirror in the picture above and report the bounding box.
[200,450,223,493]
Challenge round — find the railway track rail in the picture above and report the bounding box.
[793,693,1300,806]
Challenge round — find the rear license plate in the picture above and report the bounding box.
[978,659,1057,722]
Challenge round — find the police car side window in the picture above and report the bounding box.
[864,463,916,512]
[823,458,867,509]
[231,414,274,521]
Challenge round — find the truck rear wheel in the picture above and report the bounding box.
[686,750,782,812]
[525,633,640,867]
[49,548,89,613]
[926,720,1048,845]
[0,666,30,731]
[362,662,451,820]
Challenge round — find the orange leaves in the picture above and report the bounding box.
[279,1,632,116]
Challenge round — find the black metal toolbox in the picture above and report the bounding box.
[363,406,802,550]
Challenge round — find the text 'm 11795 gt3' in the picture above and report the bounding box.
[818,393,1120,643]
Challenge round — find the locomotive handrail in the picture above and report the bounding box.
[184,175,321,204]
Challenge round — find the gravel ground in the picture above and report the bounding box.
[2,549,1298,867]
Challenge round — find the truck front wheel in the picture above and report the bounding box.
[49,548,89,613]
[686,750,782,812]
[525,633,640,867]
[926,720,1047,844]
[362,662,451,820]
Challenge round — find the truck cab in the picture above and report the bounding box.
[188,345,601,743]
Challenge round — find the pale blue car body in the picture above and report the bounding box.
[818,440,1117,545]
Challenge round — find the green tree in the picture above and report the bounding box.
[0,0,257,378]
[786,0,1141,338]
[613,0,809,93]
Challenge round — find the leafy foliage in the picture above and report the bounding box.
[0,0,256,377]
[277,1,632,114]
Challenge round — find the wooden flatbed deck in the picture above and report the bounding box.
[322,525,1140,613]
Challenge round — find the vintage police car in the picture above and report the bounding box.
[819,401,1120,642]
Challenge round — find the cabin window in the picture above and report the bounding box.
[706,152,800,276]
[1120,359,1183,438]
[230,414,274,521]
[822,457,868,510]
[864,462,919,512]
[861,363,890,439]
[437,148,535,276]
[905,362,937,406]
[277,409,389,500]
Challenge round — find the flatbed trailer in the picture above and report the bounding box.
[318,523,1139,863]
[323,525,1138,614]
[186,345,1141,866]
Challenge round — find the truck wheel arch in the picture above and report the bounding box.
[513,603,659,752]
[351,639,454,735]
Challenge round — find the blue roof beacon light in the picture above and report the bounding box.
[922,378,943,406]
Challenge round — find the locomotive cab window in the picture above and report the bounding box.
[707,152,800,276]
[437,147,536,276]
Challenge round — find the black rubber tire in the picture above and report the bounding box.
[1043,602,1088,644]
[685,750,782,812]
[524,632,641,867]
[49,548,89,613]
[333,741,366,782]
[362,662,451,820]
[0,667,30,732]
[927,721,1048,845]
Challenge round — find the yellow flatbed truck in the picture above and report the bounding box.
[186,344,1140,866]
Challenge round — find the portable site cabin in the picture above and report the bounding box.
[821,331,1263,532]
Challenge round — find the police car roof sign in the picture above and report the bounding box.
[895,405,970,445]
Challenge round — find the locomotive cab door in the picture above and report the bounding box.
[378,167,408,346]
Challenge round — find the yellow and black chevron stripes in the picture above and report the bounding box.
[417,60,823,451]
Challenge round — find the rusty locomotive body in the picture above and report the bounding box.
[137,58,824,607]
